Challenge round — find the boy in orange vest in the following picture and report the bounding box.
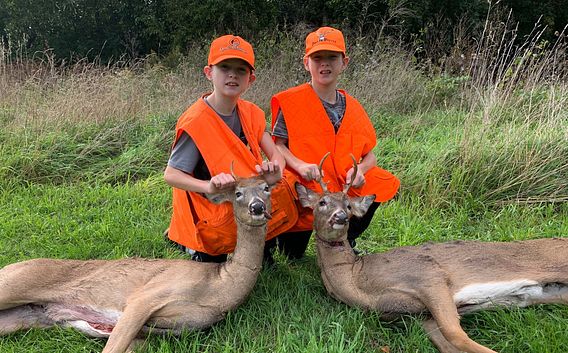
[164,35,297,263]
[271,26,400,258]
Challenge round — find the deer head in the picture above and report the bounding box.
[295,154,375,242]
[206,162,274,226]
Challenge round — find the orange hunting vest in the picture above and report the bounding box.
[271,83,400,231]
[168,97,298,255]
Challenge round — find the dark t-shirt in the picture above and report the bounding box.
[168,98,247,180]
[272,89,346,139]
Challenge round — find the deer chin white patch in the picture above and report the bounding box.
[251,214,265,222]
[332,223,346,230]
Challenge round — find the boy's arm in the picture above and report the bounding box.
[345,150,377,189]
[165,131,236,194]
[260,132,285,168]
[274,137,322,182]
[258,132,283,185]
[164,165,235,194]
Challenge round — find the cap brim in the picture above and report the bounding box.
[305,44,345,58]
[209,55,255,70]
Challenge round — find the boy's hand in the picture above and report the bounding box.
[255,160,282,186]
[297,163,321,182]
[207,173,236,193]
[345,166,365,189]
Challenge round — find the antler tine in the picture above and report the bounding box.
[342,154,358,193]
[317,152,331,192]
[229,160,239,181]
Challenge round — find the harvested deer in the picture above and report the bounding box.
[0,168,275,353]
[296,153,568,353]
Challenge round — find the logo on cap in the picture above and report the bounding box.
[229,37,241,48]
[221,37,247,54]
[208,34,255,69]
[314,29,337,45]
[318,29,333,41]
[305,27,346,57]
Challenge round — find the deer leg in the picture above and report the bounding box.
[536,281,568,305]
[102,309,148,353]
[0,305,54,335]
[126,338,146,353]
[102,295,161,353]
[422,318,462,353]
[422,289,497,353]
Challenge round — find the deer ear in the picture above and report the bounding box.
[349,195,376,217]
[295,183,319,208]
[205,192,231,205]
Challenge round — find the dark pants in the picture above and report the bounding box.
[275,202,381,259]
[190,252,227,263]
[189,240,276,265]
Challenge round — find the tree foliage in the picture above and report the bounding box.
[0,0,565,62]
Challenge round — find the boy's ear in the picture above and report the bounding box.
[342,55,350,68]
[295,183,319,208]
[303,57,309,71]
[349,195,375,217]
[203,65,213,80]
[249,71,256,84]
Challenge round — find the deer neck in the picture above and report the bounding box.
[221,219,266,289]
[315,234,374,309]
[315,235,357,272]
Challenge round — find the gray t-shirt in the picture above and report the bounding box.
[272,90,346,139]
[168,98,245,180]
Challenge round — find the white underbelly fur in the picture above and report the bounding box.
[453,279,567,313]
[48,305,122,337]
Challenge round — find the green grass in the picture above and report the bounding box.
[1,173,567,352]
[0,114,177,186]
[0,105,566,352]
[1,104,567,353]
[0,29,567,352]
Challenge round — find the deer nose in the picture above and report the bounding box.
[249,199,266,215]
[332,210,348,224]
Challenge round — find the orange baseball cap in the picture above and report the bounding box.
[208,35,255,70]
[305,27,346,57]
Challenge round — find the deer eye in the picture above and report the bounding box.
[235,191,243,198]
[264,185,270,193]
[318,200,327,207]
[347,204,352,210]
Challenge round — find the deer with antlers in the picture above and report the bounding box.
[0,166,275,353]
[296,153,568,353]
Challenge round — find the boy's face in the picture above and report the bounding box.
[304,50,349,88]
[204,59,256,98]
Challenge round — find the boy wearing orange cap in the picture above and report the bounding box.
[271,27,400,258]
[164,35,297,263]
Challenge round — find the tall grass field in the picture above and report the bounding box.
[1,22,567,352]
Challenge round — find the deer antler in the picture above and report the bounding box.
[229,160,239,181]
[342,154,358,194]
[317,152,331,192]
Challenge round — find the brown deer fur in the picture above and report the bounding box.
[0,174,274,353]
[296,181,568,353]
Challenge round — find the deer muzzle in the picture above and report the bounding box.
[329,210,348,229]
[249,198,271,219]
